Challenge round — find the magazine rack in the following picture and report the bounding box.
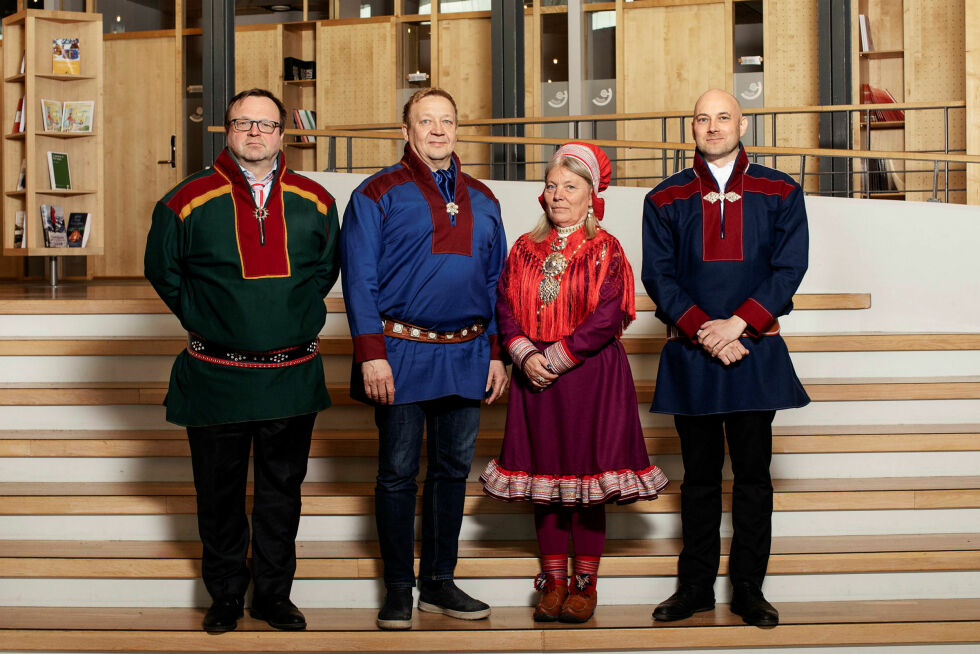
[1,9,104,279]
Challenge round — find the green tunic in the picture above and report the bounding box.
[145,149,340,426]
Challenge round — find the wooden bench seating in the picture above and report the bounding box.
[0,601,978,652]
[2,533,978,579]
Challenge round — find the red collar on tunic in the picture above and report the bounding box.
[213,148,292,278]
[691,145,749,262]
[399,144,474,257]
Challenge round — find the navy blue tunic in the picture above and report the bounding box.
[641,146,810,416]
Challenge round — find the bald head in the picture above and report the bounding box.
[694,89,742,119]
[691,88,747,166]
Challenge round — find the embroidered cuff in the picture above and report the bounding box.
[676,304,712,342]
[543,339,580,375]
[507,336,540,370]
[734,298,774,336]
[489,333,503,361]
[352,333,387,363]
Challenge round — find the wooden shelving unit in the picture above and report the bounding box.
[1,9,104,258]
[853,0,906,199]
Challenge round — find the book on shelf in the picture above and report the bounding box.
[52,38,81,75]
[858,14,874,52]
[40,100,94,132]
[860,84,905,123]
[283,57,315,81]
[19,51,25,75]
[12,96,25,133]
[46,151,71,190]
[16,158,26,191]
[66,211,91,247]
[14,211,26,248]
[62,101,94,132]
[40,204,68,248]
[41,98,63,132]
[292,109,317,143]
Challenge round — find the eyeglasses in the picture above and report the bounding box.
[228,119,280,133]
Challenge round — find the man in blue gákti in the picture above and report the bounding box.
[643,89,810,628]
[340,87,508,630]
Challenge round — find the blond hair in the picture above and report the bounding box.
[530,155,599,242]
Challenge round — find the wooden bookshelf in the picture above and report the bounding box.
[1,9,104,257]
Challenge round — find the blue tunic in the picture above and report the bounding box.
[641,146,810,416]
[340,145,506,404]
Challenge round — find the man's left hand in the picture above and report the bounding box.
[697,316,748,357]
[485,360,508,404]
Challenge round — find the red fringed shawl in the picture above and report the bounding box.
[502,228,636,342]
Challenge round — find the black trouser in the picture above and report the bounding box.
[187,413,315,603]
[674,410,775,590]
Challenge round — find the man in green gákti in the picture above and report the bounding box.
[145,88,339,634]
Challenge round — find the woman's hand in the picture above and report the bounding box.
[523,353,559,390]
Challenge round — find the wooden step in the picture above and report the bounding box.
[0,601,977,652]
[0,279,869,314]
[2,377,978,406]
[5,332,977,356]
[1,477,977,515]
[1,534,977,579]
[1,424,978,457]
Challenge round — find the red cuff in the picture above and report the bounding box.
[352,333,387,363]
[734,298,774,336]
[488,334,502,361]
[543,338,580,374]
[675,305,712,341]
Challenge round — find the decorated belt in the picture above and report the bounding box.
[186,333,320,368]
[382,316,485,344]
[667,319,780,341]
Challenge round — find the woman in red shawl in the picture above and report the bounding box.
[480,143,668,623]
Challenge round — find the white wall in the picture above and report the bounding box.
[305,171,980,333]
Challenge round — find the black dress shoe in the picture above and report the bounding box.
[377,587,413,630]
[418,579,491,620]
[250,597,307,631]
[730,582,779,627]
[202,598,243,633]
[652,584,715,621]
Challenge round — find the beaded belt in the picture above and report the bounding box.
[382,317,485,344]
[667,319,780,341]
[186,333,320,368]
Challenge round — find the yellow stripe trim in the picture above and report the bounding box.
[176,185,231,221]
[281,183,329,215]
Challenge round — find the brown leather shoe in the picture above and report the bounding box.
[532,573,568,622]
[559,574,597,623]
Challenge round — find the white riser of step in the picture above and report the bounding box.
[4,450,980,482]
[3,572,979,608]
[2,351,978,383]
[1,509,978,541]
[0,400,978,431]
[0,313,354,339]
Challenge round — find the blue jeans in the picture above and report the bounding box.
[374,396,481,589]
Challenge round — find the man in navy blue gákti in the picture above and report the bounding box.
[643,89,809,627]
[340,88,507,630]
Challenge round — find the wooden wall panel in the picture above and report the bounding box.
[95,37,178,278]
[620,3,727,186]
[764,0,820,190]
[904,0,965,202]
[967,0,980,205]
[0,39,18,276]
[318,20,398,172]
[234,26,282,95]
[438,17,492,179]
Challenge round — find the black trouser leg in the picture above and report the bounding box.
[725,410,775,588]
[674,414,726,590]
[250,413,315,601]
[187,422,253,602]
[187,413,315,602]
